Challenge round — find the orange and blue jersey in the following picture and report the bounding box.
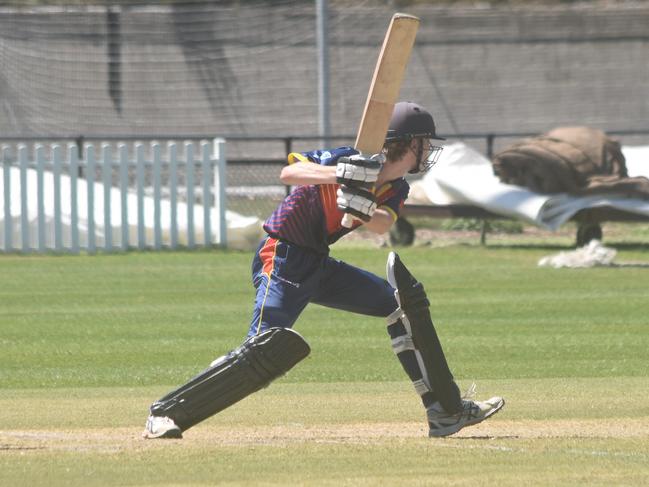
[248,147,406,337]
[263,147,410,254]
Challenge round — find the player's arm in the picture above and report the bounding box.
[363,207,396,234]
[281,154,382,186]
[280,162,337,186]
[361,183,406,234]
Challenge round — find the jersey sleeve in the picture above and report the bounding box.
[292,147,358,167]
[287,152,310,164]
[376,180,410,222]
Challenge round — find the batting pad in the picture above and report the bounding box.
[386,252,462,414]
[149,327,310,431]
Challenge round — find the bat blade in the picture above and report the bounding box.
[341,13,420,228]
[355,13,420,155]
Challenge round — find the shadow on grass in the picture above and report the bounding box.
[612,262,649,268]
[484,243,574,251]
[605,242,649,251]
[451,435,521,440]
[483,241,649,252]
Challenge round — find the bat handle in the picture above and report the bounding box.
[341,213,356,228]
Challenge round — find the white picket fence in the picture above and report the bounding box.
[0,139,227,253]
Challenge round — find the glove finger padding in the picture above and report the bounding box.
[337,185,377,222]
[336,154,384,186]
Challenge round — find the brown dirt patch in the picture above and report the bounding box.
[2,418,648,453]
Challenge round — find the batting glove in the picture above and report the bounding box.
[336,185,377,223]
[336,153,384,187]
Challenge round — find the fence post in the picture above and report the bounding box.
[201,141,212,248]
[136,143,146,250]
[185,142,195,249]
[86,144,97,253]
[486,133,495,160]
[478,133,498,246]
[69,144,80,254]
[284,137,292,196]
[213,138,227,247]
[118,144,129,250]
[19,145,30,252]
[102,144,113,252]
[2,146,11,252]
[152,142,162,250]
[35,145,46,252]
[53,145,63,251]
[168,142,179,249]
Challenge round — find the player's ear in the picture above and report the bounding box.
[410,137,422,151]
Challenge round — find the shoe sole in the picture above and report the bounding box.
[429,397,505,438]
[142,428,183,440]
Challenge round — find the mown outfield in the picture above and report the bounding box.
[1,238,649,486]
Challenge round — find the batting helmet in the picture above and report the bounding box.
[385,101,444,173]
[385,101,445,142]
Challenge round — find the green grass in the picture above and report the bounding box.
[1,245,649,486]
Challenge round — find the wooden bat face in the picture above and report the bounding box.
[355,13,420,156]
[341,13,419,228]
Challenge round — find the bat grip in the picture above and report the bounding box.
[341,213,356,228]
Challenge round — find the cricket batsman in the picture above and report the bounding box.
[143,101,505,439]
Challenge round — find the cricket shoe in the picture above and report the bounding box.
[427,396,505,438]
[142,415,183,439]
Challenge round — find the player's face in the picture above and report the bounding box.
[394,141,419,176]
[377,147,415,184]
[405,138,424,173]
[410,138,443,174]
[379,138,442,183]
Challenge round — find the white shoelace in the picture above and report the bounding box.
[462,382,477,401]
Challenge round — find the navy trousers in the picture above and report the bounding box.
[248,236,397,337]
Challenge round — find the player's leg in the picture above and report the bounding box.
[144,327,310,438]
[311,256,397,317]
[248,237,324,337]
[313,255,464,413]
[143,238,320,439]
[386,252,504,437]
[385,252,462,414]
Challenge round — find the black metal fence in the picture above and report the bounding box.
[3,130,648,222]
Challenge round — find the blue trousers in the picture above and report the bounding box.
[247,236,398,337]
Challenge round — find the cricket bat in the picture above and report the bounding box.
[341,12,420,228]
